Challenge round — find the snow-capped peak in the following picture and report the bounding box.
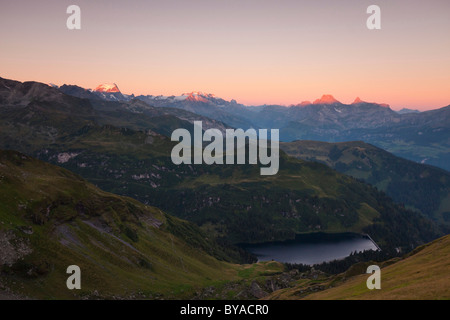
[95,83,121,93]
[181,91,216,102]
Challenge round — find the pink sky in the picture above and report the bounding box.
[1,0,449,110]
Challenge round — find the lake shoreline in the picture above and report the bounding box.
[238,232,379,265]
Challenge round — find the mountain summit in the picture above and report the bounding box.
[95,83,121,93]
[352,97,364,104]
[313,94,341,105]
[181,91,216,103]
[91,83,127,101]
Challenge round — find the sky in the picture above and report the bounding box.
[1,0,449,110]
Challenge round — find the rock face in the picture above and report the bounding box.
[249,281,268,299]
[0,230,32,267]
[193,268,333,300]
[92,83,126,101]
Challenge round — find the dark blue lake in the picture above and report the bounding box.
[240,233,378,265]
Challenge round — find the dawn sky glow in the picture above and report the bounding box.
[1,0,449,110]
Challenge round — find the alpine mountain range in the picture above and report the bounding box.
[57,81,450,171]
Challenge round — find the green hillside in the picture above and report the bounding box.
[0,150,248,299]
[281,140,450,224]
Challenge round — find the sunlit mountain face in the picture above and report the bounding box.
[313,94,341,105]
[95,83,121,93]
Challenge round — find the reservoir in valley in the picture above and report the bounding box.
[240,232,379,265]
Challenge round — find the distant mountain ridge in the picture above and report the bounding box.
[57,83,396,112]
[55,82,450,171]
[6,77,450,171]
[396,108,421,114]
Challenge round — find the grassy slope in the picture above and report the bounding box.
[266,235,450,300]
[0,150,264,299]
